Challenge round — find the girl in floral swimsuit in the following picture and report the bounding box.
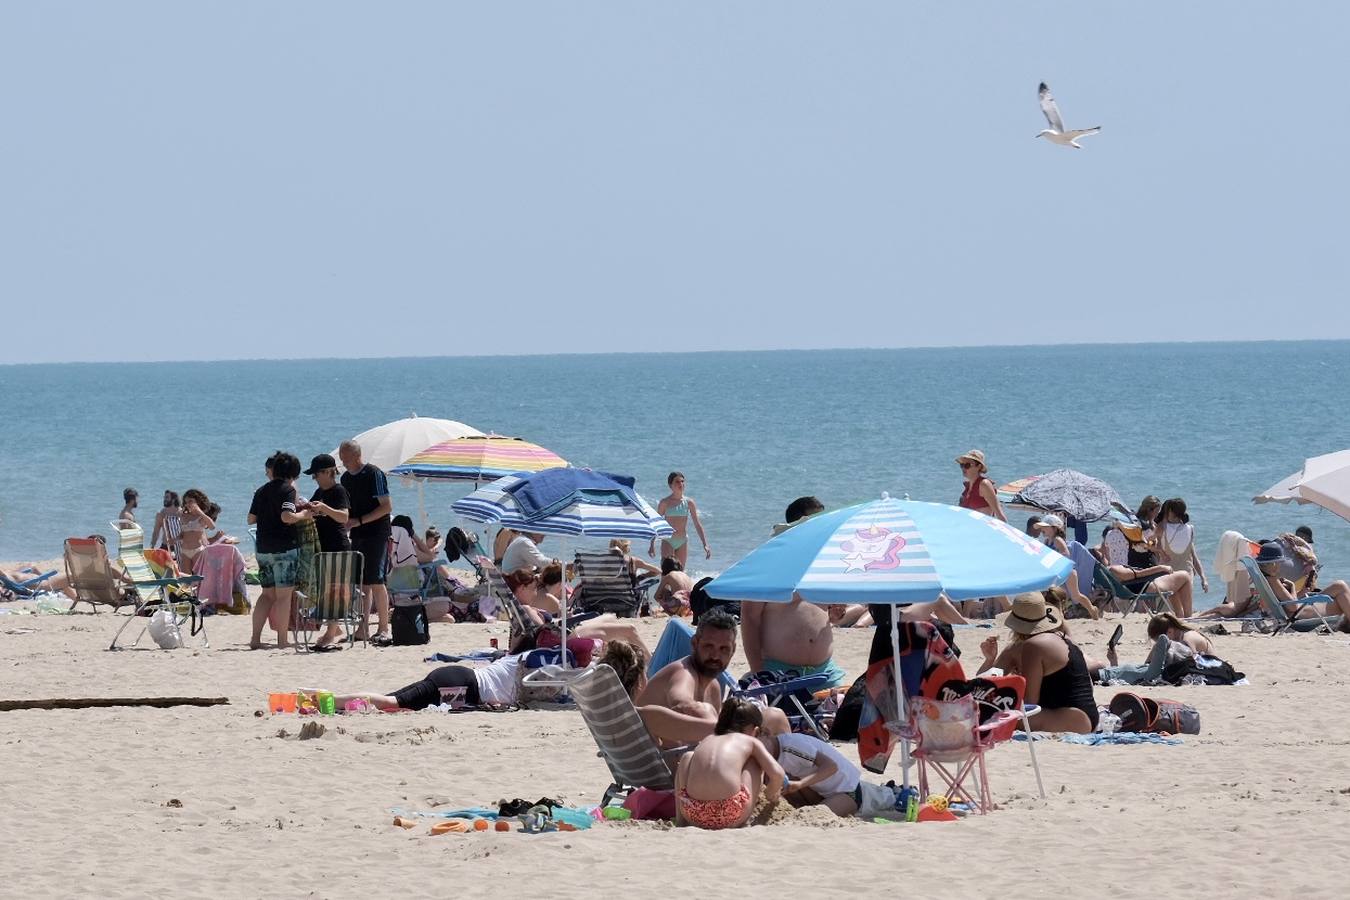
[674,698,785,830]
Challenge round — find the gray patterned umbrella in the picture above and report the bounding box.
[1017,468,1123,522]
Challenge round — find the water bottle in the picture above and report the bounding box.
[1097,712,1121,735]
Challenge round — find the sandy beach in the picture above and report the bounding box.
[2,585,1348,900]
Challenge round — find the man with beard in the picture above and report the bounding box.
[635,609,788,746]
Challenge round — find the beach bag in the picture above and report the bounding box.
[1161,655,1243,686]
[622,787,676,820]
[147,609,184,649]
[390,602,429,645]
[1107,692,1200,735]
[690,577,740,625]
[514,648,577,708]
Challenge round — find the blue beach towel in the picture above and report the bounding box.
[506,469,640,521]
[1060,732,1183,746]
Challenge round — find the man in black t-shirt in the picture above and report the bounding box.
[339,439,394,645]
[304,454,351,552]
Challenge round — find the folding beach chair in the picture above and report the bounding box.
[572,550,646,617]
[1241,556,1343,634]
[296,551,367,651]
[1093,563,1173,615]
[738,671,833,740]
[561,663,687,805]
[910,693,1024,815]
[108,523,206,650]
[1,567,59,601]
[63,538,134,613]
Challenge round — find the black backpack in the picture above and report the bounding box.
[390,602,430,646]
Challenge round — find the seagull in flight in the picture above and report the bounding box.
[1036,82,1101,149]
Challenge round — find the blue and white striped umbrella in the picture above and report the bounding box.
[708,495,1073,605]
[451,472,674,541]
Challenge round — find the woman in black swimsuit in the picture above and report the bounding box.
[977,592,1097,733]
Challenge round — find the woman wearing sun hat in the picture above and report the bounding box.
[955,449,1006,523]
[976,593,1098,733]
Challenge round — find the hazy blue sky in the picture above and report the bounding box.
[4,4,1345,363]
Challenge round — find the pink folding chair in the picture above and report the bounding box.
[911,694,1022,814]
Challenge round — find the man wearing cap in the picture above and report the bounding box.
[306,454,352,652]
[304,454,350,553]
[339,439,394,645]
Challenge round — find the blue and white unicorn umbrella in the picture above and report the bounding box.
[708,494,1073,784]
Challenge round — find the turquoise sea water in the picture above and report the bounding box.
[2,342,1347,609]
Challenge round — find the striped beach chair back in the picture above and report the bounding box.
[115,523,169,608]
[568,664,676,805]
[573,550,641,617]
[485,568,536,644]
[311,551,364,622]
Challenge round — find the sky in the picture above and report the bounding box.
[3,3,1347,364]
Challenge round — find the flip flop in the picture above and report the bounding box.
[1107,624,1124,651]
[310,643,342,653]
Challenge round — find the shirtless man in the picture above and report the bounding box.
[739,496,847,688]
[635,609,788,746]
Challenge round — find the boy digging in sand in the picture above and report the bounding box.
[674,698,786,830]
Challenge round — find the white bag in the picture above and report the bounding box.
[147,609,184,649]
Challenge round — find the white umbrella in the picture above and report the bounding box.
[333,416,484,525]
[1254,449,1350,522]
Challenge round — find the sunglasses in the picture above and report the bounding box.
[960,462,976,470]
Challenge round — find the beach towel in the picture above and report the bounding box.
[1060,732,1183,746]
[855,621,965,773]
[1213,530,1256,584]
[505,468,639,521]
[1067,540,1097,596]
[193,543,246,608]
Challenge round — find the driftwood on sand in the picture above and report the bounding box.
[0,697,229,711]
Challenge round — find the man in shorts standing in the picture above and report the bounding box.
[339,440,393,646]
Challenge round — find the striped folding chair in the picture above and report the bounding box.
[573,550,644,617]
[108,522,206,650]
[296,551,366,651]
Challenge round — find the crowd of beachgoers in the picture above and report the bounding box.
[3,443,1343,829]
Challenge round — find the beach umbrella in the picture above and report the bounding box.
[1004,468,1124,523]
[1254,449,1350,522]
[452,468,673,650]
[389,435,568,484]
[332,415,484,473]
[706,494,1073,788]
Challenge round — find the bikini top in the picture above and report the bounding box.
[667,498,689,519]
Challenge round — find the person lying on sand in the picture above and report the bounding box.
[1089,613,1216,686]
[674,698,785,830]
[759,731,862,817]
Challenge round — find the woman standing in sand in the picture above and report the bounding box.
[247,452,306,650]
[1157,498,1209,594]
[650,472,711,568]
[955,450,1006,522]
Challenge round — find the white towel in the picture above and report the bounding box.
[1213,530,1252,584]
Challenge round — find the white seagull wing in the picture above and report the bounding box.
[1038,82,1065,132]
[1065,127,1102,139]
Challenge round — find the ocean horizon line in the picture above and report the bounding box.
[5,337,1349,369]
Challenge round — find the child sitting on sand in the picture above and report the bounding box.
[674,698,785,829]
[759,731,863,817]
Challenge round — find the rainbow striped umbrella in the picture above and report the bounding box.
[389,435,568,483]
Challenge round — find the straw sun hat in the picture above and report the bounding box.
[1002,592,1063,636]
[955,449,987,473]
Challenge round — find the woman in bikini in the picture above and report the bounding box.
[151,491,182,554]
[177,489,217,574]
[674,698,786,829]
[649,471,710,568]
[955,450,1008,616]
[977,592,1097,734]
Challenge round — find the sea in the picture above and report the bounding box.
[3,342,1347,610]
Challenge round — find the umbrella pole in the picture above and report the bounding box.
[417,480,428,531]
[559,537,568,669]
[890,605,910,793]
